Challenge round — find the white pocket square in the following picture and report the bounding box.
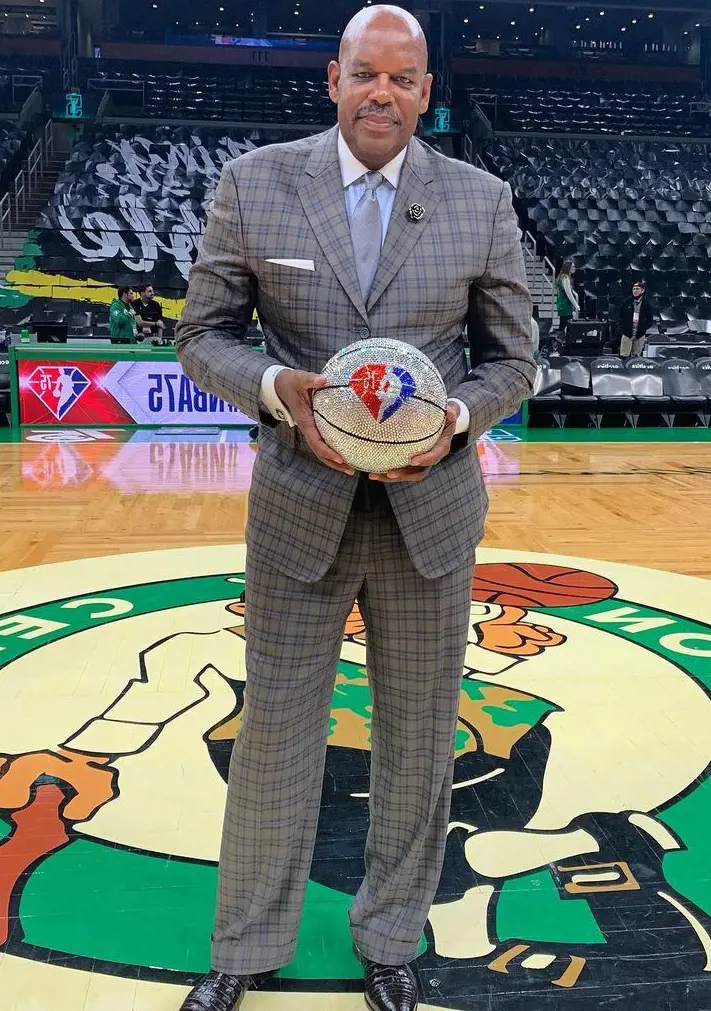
[264,258,315,271]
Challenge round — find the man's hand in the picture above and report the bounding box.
[274,369,355,475]
[370,402,461,483]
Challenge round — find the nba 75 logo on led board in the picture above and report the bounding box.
[26,366,91,421]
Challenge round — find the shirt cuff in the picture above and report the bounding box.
[449,398,470,435]
[260,364,295,427]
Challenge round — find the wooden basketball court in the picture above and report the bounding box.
[0,432,708,577]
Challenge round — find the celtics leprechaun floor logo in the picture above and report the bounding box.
[1,545,711,1009]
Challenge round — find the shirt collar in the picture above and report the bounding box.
[337,130,407,190]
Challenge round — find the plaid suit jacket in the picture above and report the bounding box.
[176,125,535,581]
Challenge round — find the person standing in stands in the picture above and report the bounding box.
[174,4,534,1010]
[109,286,137,342]
[555,259,580,338]
[618,280,654,358]
[531,304,540,356]
[132,283,166,342]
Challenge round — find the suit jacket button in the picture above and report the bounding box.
[275,409,285,421]
[357,326,371,339]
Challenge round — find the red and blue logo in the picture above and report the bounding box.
[349,363,416,423]
[26,366,91,421]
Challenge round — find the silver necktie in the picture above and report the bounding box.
[350,171,384,299]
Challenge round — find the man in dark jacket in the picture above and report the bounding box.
[619,281,654,358]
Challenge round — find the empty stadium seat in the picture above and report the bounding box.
[661,358,708,426]
[591,356,635,426]
[530,357,563,427]
[471,81,706,137]
[86,65,333,124]
[625,357,672,426]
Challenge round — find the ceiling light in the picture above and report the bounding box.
[529,6,534,11]
[463,18,468,23]
[510,20,516,26]
[621,26,626,31]
[648,11,654,17]
[599,11,605,16]
[695,22,700,27]
[575,24,581,29]
[631,18,637,23]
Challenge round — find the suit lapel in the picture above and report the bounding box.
[297,126,368,322]
[367,139,442,312]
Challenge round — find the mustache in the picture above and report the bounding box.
[355,105,401,124]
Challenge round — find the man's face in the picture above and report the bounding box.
[143,286,154,301]
[632,285,643,299]
[328,20,432,169]
[123,290,134,303]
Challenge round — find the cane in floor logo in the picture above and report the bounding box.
[26,365,90,420]
[0,546,710,1009]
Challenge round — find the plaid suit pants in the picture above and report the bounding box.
[211,493,473,973]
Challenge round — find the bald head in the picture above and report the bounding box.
[327,3,432,170]
[339,5,428,71]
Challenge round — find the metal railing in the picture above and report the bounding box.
[0,120,55,241]
[0,195,9,237]
[522,230,556,319]
[95,90,112,125]
[13,169,25,222]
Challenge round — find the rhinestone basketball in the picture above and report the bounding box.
[312,338,447,473]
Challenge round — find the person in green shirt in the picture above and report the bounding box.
[109,287,137,341]
[555,260,580,335]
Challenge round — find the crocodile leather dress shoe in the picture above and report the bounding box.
[179,971,251,1010]
[363,959,419,1011]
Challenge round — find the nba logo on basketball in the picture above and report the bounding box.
[349,363,416,423]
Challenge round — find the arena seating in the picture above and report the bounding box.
[88,65,333,124]
[470,81,709,136]
[0,59,58,112]
[530,355,711,428]
[31,124,297,299]
[488,137,711,327]
[0,123,27,179]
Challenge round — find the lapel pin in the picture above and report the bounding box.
[408,203,425,222]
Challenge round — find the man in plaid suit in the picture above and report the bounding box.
[175,5,534,1009]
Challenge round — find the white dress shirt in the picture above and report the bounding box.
[259,132,469,436]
